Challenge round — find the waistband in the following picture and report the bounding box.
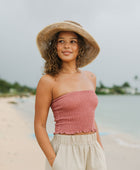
[51,132,97,145]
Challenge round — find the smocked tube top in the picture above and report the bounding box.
[51,90,95,103]
[50,90,98,135]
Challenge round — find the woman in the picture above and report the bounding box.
[34,20,107,170]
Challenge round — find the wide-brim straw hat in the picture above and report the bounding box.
[36,20,100,67]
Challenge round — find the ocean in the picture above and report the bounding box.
[12,94,140,142]
[96,94,140,139]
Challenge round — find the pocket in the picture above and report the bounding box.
[52,144,62,169]
[95,140,107,169]
[96,140,105,153]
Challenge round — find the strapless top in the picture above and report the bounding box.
[50,90,98,135]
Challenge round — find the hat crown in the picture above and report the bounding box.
[64,20,83,28]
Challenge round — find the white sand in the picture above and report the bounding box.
[0,96,140,170]
[99,127,140,170]
[0,97,46,170]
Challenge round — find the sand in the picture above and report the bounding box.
[0,96,140,170]
[0,97,46,170]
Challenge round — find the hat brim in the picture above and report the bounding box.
[36,21,100,67]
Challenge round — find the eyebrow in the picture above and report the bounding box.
[58,37,78,39]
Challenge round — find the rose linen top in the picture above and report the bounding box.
[50,90,98,135]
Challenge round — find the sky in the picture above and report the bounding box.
[0,0,140,91]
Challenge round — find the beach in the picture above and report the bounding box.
[0,97,46,170]
[0,96,140,170]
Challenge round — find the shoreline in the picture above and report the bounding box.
[0,96,140,170]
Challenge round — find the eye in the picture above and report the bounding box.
[57,40,64,44]
[70,40,77,43]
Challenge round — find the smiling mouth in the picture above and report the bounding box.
[62,51,72,55]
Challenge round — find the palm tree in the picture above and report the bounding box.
[133,75,139,93]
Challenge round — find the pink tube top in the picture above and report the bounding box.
[50,90,98,135]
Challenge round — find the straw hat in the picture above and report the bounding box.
[36,20,100,67]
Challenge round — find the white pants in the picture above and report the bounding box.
[45,132,107,170]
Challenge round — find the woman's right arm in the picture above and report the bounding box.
[34,75,55,167]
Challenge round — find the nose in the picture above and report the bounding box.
[64,41,70,48]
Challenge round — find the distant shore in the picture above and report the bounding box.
[0,96,140,170]
[0,91,140,99]
[1,77,140,97]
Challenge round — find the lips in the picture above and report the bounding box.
[62,51,72,55]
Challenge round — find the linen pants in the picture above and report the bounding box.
[45,132,107,170]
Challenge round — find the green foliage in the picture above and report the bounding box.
[0,79,12,93]
[0,77,138,97]
[0,78,36,96]
[122,82,130,87]
[99,81,105,88]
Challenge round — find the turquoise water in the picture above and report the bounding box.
[96,95,140,139]
[13,95,140,140]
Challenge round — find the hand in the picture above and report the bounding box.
[99,143,104,150]
[48,156,56,167]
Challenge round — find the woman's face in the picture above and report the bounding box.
[56,31,79,62]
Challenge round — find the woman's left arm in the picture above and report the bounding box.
[94,120,104,150]
[85,70,104,150]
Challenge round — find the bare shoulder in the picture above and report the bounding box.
[83,70,96,80]
[38,74,54,86]
[36,74,54,98]
[83,70,97,90]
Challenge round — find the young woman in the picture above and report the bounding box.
[34,20,107,170]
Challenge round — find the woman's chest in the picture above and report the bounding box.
[52,74,94,100]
